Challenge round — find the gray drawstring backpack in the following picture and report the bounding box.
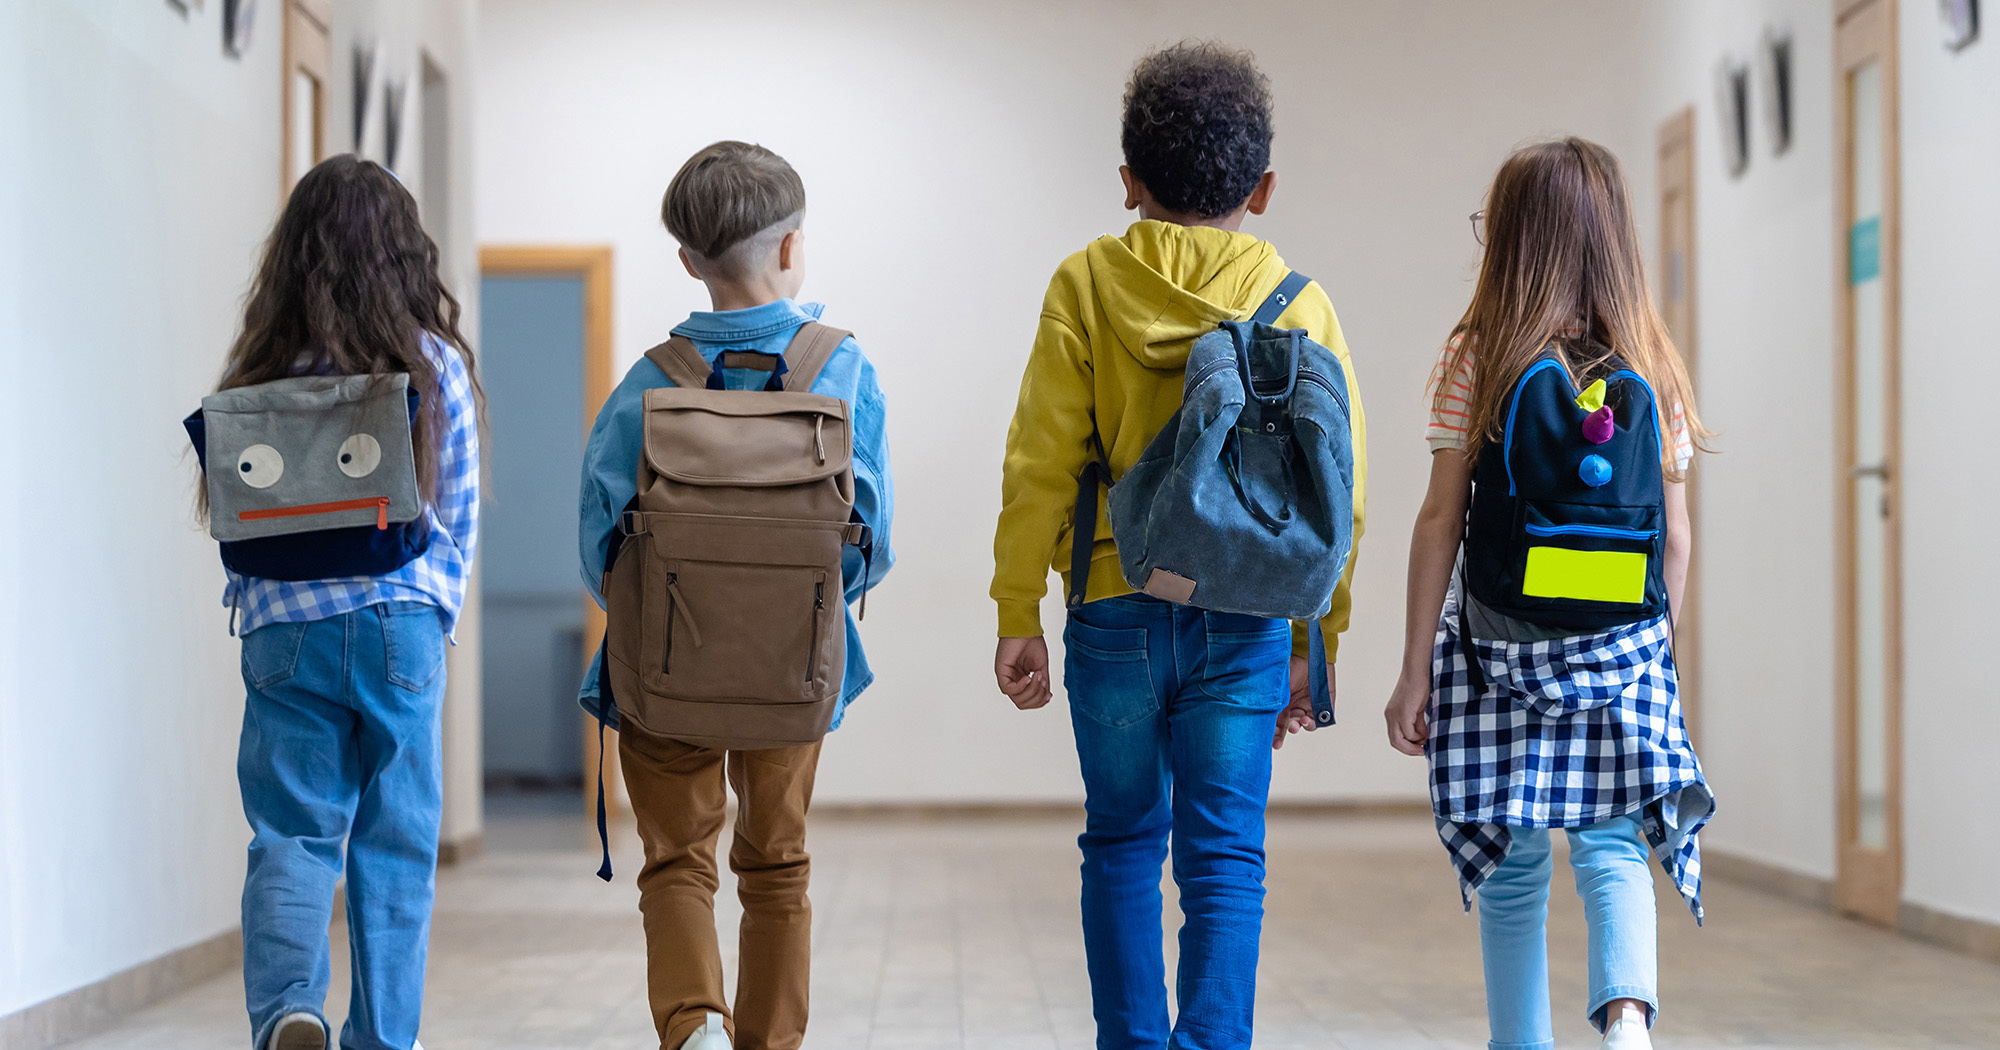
[184,373,431,582]
[1070,272,1357,724]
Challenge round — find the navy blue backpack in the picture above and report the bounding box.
[1071,272,1357,724]
[1462,346,1669,644]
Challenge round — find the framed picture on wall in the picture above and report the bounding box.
[1762,28,1794,156]
[1716,56,1751,178]
[1940,0,1980,50]
[223,0,256,58]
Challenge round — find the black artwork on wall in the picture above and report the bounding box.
[1717,58,1751,178]
[1941,0,1980,50]
[353,44,377,152]
[1763,29,1793,156]
[222,0,256,58]
[384,78,407,173]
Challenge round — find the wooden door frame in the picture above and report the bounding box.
[1832,0,1903,927]
[1657,105,1700,744]
[477,245,619,815]
[281,0,332,195]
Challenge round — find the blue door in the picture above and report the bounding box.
[478,276,586,789]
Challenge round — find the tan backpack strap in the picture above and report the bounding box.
[643,336,714,389]
[780,323,852,392]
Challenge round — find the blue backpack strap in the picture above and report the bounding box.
[592,636,615,882]
[590,494,645,883]
[1306,621,1334,725]
[1251,271,1312,327]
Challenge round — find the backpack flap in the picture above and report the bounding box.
[199,374,424,542]
[640,388,852,489]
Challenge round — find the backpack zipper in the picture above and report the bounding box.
[662,572,677,674]
[1296,367,1348,411]
[807,579,824,684]
[1523,522,1658,541]
[1185,358,1234,391]
[239,496,391,529]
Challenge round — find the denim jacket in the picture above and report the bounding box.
[576,298,895,730]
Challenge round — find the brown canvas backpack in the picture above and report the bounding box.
[601,322,867,751]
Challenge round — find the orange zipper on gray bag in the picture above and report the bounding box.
[239,495,391,529]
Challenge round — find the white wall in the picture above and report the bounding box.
[477,0,1657,804]
[1896,0,2000,929]
[0,0,478,1018]
[1635,0,1843,885]
[1638,0,2000,928]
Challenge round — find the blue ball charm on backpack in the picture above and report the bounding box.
[1579,454,1613,488]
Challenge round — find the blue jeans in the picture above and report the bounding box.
[237,601,447,1050]
[1478,812,1659,1050]
[1062,594,1292,1050]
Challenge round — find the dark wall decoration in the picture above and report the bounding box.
[222,0,256,58]
[384,78,408,173]
[1716,56,1751,178]
[353,43,378,152]
[1941,0,1980,50]
[1762,29,1794,156]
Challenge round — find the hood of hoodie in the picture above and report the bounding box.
[1084,220,1287,370]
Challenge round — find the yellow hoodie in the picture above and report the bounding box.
[992,220,1368,659]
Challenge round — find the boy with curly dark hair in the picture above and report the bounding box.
[989,42,1367,1049]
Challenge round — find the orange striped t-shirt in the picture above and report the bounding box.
[1425,337,1693,472]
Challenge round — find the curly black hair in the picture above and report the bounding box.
[1121,42,1274,219]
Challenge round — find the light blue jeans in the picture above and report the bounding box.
[237,601,447,1050]
[1062,594,1293,1050]
[1478,812,1658,1050]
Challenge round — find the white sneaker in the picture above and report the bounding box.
[678,1011,733,1050]
[1599,1013,1651,1050]
[268,1012,327,1050]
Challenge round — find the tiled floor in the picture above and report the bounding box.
[59,797,2000,1049]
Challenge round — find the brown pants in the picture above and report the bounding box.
[618,728,822,1050]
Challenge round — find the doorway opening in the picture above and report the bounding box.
[477,246,617,814]
[1656,105,1700,743]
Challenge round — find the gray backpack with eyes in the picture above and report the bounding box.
[184,373,432,581]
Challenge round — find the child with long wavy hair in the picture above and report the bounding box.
[210,154,482,1050]
[1384,139,1714,1050]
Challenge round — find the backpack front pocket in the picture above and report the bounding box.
[1512,501,1661,609]
[636,515,841,707]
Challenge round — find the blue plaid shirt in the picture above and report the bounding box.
[224,335,481,637]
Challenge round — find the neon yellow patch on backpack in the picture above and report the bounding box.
[1521,547,1648,604]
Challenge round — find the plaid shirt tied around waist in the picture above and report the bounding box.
[223,337,480,638]
[1427,596,1714,923]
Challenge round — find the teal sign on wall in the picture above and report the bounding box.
[1850,215,1882,285]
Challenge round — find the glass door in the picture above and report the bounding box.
[1834,0,1902,927]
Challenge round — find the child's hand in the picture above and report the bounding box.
[1383,673,1431,756]
[1275,657,1333,749]
[995,636,1053,710]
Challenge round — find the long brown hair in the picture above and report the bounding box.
[1435,138,1710,480]
[208,154,482,514]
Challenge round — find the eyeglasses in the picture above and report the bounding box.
[1470,210,1487,247]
